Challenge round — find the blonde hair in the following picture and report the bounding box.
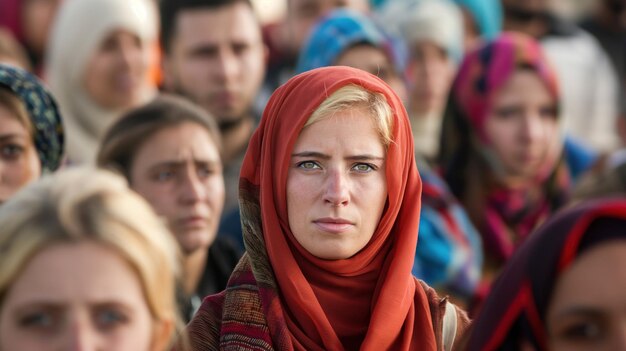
[0,167,182,348]
[306,84,394,146]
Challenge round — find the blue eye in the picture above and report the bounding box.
[297,161,320,170]
[154,170,174,182]
[352,163,376,173]
[196,165,215,178]
[19,312,54,328]
[95,308,128,330]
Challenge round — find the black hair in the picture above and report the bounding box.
[160,0,254,53]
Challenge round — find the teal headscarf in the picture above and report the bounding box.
[296,9,407,76]
[453,0,502,40]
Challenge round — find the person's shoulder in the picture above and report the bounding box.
[417,279,471,351]
[185,292,226,351]
[186,255,274,350]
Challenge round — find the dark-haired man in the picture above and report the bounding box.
[160,0,266,213]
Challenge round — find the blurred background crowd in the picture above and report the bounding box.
[0,0,624,349]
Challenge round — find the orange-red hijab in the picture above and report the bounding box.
[240,66,436,350]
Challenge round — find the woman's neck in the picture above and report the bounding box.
[182,249,208,296]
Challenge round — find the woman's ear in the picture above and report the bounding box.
[150,319,174,351]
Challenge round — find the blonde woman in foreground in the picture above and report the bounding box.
[0,167,184,350]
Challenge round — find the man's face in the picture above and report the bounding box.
[163,2,266,125]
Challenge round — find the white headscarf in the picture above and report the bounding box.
[376,0,464,65]
[376,0,464,160]
[46,0,158,164]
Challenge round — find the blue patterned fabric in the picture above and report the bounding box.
[415,167,483,299]
[0,64,64,173]
[296,9,406,75]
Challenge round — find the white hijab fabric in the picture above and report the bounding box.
[46,0,158,164]
[376,0,464,64]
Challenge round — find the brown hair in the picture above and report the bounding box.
[0,86,33,135]
[97,94,221,180]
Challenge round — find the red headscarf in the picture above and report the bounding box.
[240,66,436,350]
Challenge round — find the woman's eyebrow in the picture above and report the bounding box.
[554,306,605,320]
[0,133,27,142]
[345,155,385,162]
[291,151,330,159]
[291,152,384,161]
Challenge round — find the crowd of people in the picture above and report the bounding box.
[0,0,624,349]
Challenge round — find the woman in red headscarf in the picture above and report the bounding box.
[184,66,469,350]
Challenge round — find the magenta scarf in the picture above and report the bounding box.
[450,32,569,263]
[0,0,23,41]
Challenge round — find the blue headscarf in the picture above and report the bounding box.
[0,64,64,173]
[296,9,406,75]
[453,0,502,40]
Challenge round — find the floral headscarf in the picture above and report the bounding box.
[0,64,64,173]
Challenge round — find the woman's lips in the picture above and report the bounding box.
[178,216,208,229]
[313,218,354,234]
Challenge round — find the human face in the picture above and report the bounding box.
[130,123,224,255]
[0,105,40,204]
[483,70,559,186]
[163,3,266,125]
[335,44,408,103]
[547,241,626,350]
[286,0,370,52]
[407,41,455,115]
[0,242,156,350]
[83,29,151,110]
[287,108,387,260]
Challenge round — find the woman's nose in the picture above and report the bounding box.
[322,169,350,206]
[179,169,208,205]
[66,314,98,351]
[520,113,545,143]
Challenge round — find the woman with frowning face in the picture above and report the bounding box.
[440,33,570,291]
[0,64,63,205]
[97,95,240,322]
[465,198,626,351]
[0,167,181,351]
[184,66,470,350]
